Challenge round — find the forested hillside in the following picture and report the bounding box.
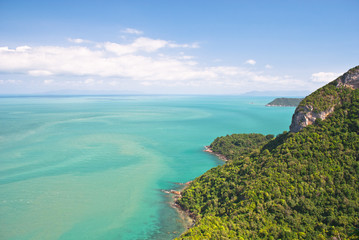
[175,67,359,239]
[266,98,303,107]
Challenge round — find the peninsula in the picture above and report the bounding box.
[266,97,303,107]
[175,65,359,239]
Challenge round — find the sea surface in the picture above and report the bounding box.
[0,95,296,240]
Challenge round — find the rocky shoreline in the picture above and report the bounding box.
[266,104,297,107]
[203,145,228,161]
[162,181,195,232]
[162,146,229,237]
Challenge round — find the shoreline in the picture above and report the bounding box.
[166,146,229,238]
[203,145,228,161]
[163,181,195,232]
[265,104,297,107]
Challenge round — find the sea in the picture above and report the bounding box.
[0,95,295,240]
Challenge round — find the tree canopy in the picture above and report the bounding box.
[176,84,359,239]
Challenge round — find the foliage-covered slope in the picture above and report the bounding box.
[210,133,274,159]
[290,65,359,132]
[176,80,359,239]
[266,98,303,107]
[299,65,359,113]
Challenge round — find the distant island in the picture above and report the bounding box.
[266,97,303,107]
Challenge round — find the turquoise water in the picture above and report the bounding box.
[0,95,295,240]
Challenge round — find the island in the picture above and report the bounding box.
[175,65,359,239]
[266,97,303,107]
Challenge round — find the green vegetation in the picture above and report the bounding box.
[176,79,359,239]
[298,65,359,113]
[210,133,274,160]
[298,81,341,113]
[266,98,303,107]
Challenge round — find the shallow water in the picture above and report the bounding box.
[0,95,295,239]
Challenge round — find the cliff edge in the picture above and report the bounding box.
[290,65,359,132]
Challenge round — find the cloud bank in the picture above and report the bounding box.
[0,34,321,94]
[311,72,341,83]
[0,38,203,81]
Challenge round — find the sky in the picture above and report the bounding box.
[0,0,358,95]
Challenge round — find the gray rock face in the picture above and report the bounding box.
[289,66,359,133]
[289,106,334,132]
[336,67,359,89]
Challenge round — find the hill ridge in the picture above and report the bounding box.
[290,65,359,132]
[176,65,359,239]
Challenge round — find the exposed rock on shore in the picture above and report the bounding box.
[162,181,196,231]
[204,146,228,161]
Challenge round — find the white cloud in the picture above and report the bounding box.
[104,42,136,55]
[0,46,31,53]
[141,81,152,86]
[0,47,10,52]
[122,28,143,35]
[16,46,32,52]
[209,66,240,76]
[0,79,22,84]
[68,38,89,44]
[168,42,199,49]
[178,55,194,60]
[29,70,53,76]
[103,37,196,56]
[83,78,103,85]
[311,72,341,83]
[108,80,119,86]
[43,79,54,85]
[265,64,272,69]
[0,37,309,93]
[131,37,168,52]
[245,59,256,65]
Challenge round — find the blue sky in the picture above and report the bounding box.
[0,0,358,95]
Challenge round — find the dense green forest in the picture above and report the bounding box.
[266,98,303,107]
[175,68,359,239]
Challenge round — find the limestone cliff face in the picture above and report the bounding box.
[289,105,335,132]
[290,66,359,133]
[336,66,359,89]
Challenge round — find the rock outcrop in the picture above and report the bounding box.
[336,66,359,89]
[290,66,359,133]
[289,105,334,133]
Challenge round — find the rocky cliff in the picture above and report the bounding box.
[290,65,359,132]
[336,65,359,89]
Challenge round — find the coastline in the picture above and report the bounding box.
[164,181,195,232]
[203,145,228,161]
[265,104,297,107]
[168,146,229,238]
